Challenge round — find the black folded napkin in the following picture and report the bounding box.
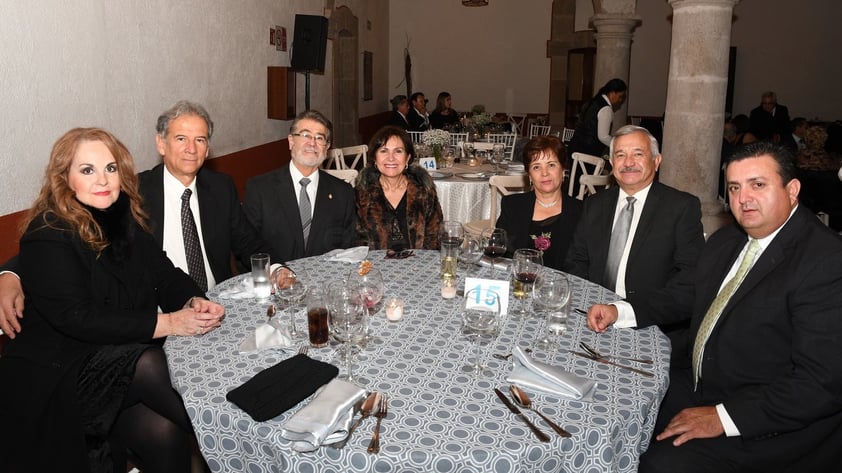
[226,354,339,421]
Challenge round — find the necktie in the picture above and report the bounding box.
[604,196,636,291]
[692,239,761,385]
[180,189,207,292]
[299,177,312,243]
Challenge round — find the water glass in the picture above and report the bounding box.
[462,288,501,377]
[305,285,330,348]
[250,253,271,299]
[532,271,571,350]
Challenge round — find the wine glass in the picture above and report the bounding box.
[462,288,501,377]
[492,142,506,164]
[511,249,543,319]
[272,266,309,342]
[460,237,484,276]
[440,221,464,280]
[481,227,508,278]
[328,285,366,382]
[532,271,571,350]
[347,267,385,345]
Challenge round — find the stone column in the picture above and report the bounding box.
[661,0,740,235]
[591,15,640,129]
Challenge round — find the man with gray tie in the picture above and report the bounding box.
[565,125,705,363]
[586,142,842,472]
[243,110,356,263]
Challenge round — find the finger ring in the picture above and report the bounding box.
[195,329,201,335]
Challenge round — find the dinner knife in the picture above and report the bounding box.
[569,351,655,377]
[493,388,550,443]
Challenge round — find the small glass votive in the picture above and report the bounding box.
[441,278,457,299]
[385,298,404,321]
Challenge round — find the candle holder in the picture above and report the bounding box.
[385,298,404,321]
[441,277,457,299]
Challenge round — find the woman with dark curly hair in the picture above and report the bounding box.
[355,126,444,250]
[0,128,224,472]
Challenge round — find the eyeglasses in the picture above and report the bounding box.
[385,249,414,259]
[291,132,330,146]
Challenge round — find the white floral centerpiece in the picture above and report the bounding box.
[470,112,491,127]
[422,129,451,165]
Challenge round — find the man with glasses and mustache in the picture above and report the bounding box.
[565,125,705,365]
[243,110,356,263]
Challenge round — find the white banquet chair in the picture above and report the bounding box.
[447,132,468,147]
[507,114,527,136]
[487,133,518,160]
[528,124,551,138]
[323,169,359,187]
[324,145,368,171]
[568,152,610,200]
[463,174,530,237]
[562,127,575,143]
[323,149,345,170]
[407,131,425,145]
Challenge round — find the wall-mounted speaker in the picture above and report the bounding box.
[291,14,328,73]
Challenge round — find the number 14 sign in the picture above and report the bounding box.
[464,277,510,315]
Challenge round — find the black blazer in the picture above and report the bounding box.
[387,111,410,129]
[408,108,429,132]
[564,181,704,296]
[496,192,583,271]
[632,205,842,469]
[243,164,356,263]
[139,164,269,282]
[0,213,200,471]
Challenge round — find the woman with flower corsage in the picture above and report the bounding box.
[355,126,444,251]
[496,135,583,270]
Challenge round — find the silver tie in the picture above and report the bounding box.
[299,177,312,243]
[604,196,636,291]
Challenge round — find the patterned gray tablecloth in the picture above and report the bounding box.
[165,250,670,472]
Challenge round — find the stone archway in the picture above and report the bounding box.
[328,6,360,148]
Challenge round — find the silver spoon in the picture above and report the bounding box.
[492,348,532,361]
[509,385,572,438]
[579,341,653,364]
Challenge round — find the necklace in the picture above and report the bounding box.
[536,197,559,208]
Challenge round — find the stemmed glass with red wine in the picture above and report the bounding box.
[481,227,508,278]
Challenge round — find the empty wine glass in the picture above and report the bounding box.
[532,271,571,350]
[327,282,362,362]
[481,227,508,278]
[348,267,385,345]
[328,286,366,382]
[462,288,501,377]
[510,249,543,319]
[273,266,309,342]
[460,237,484,276]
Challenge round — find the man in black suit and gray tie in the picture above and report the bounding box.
[243,110,356,263]
[564,125,705,363]
[587,142,842,472]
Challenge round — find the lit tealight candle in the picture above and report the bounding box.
[385,298,404,321]
[441,279,457,299]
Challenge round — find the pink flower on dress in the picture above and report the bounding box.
[531,232,552,252]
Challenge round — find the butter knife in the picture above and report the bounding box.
[570,351,655,377]
[493,388,550,443]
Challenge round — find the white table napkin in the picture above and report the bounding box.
[506,346,597,401]
[237,317,293,353]
[324,246,369,263]
[218,276,257,299]
[280,379,367,452]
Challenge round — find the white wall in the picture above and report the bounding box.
[0,0,388,215]
[388,0,554,116]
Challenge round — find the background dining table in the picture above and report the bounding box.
[165,250,670,472]
[432,162,524,224]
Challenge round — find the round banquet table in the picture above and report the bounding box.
[165,250,670,473]
[432,163,502,224]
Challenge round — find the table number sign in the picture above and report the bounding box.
[464,277,510,315]
[419,157,437,170]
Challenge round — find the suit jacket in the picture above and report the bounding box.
[633,205,842,469]
[0,210,200,471]
[139,164,268,282]
[243,164,356,262]
[387,111,410,129]
[564,181,704,297]
[408,108,429,132]
[496,192,583,271]
[749,104,790,141]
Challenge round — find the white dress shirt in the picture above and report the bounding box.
[161,166,217,290]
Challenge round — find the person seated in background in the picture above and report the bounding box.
[565,125,704,365]
[779,117,808,153]
[355,125,443,250]
[387,94,411,129]
[495,135,583,270]
[429,91,460,130]
[0,127,225,472]
[244,110,356,262]
[749,90,790,141]
[407,92,430,131]
[1,100,273,338]
[720,116,758,203]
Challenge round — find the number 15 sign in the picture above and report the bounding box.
[464,277,510,315]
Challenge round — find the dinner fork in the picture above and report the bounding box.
[579,341,653,364]
[367,394,388,454]
[298,344,309,355]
